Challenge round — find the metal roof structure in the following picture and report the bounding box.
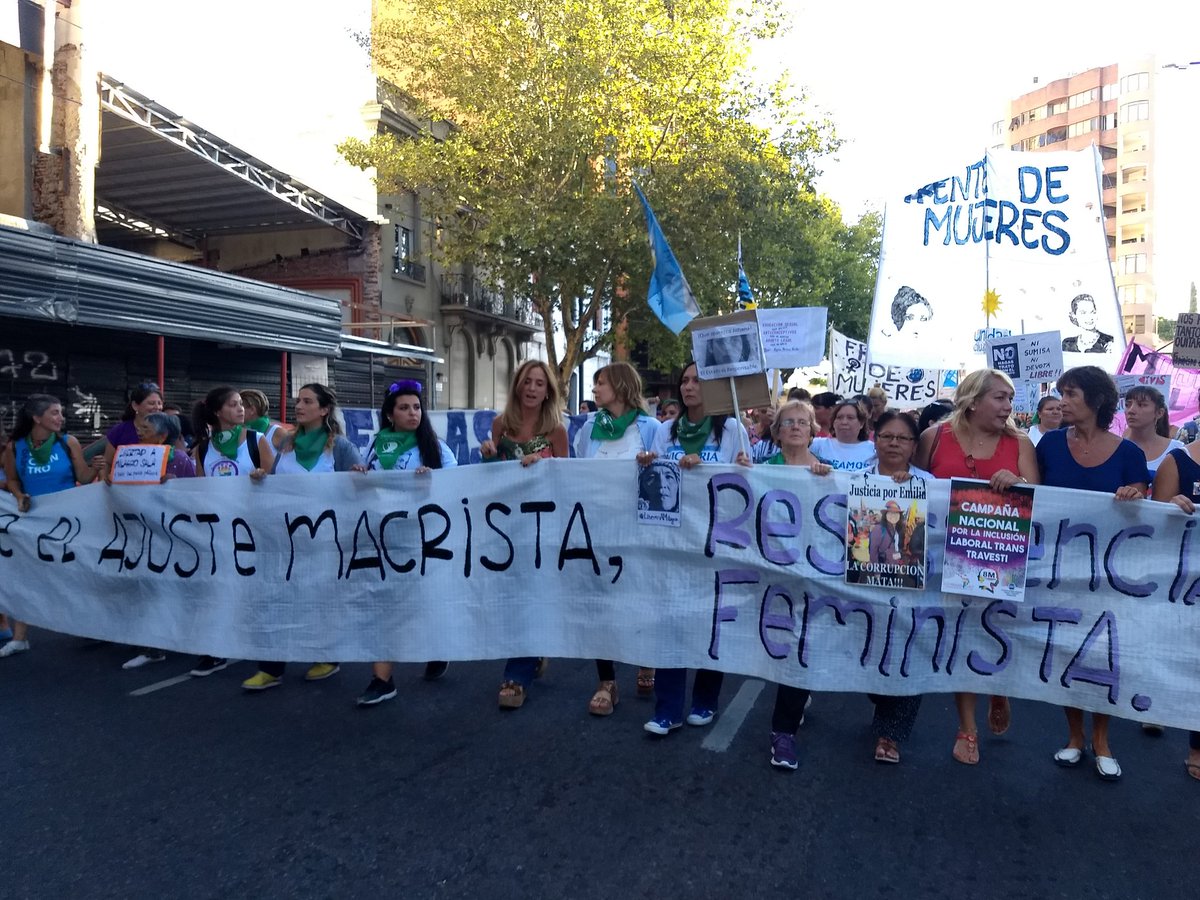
[97,77,370,247]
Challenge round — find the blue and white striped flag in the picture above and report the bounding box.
[736,234,756,310]
[633,182,700,334]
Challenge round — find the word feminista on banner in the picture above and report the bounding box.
[1,464,1198,729]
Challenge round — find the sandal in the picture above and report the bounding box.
[498,681,526,709]
[588,680,619,716]
[1185,760,1200,782]
[636,667,655,697]
[987,695,1011,736]
[534,657,549,679]
[874,737,900,764]
[952,730,980,765]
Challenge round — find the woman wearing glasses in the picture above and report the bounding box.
[736,400,832,769]
[915,369,1039,765]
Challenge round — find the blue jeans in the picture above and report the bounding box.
[654,668,724,722]
[502,657,539,687]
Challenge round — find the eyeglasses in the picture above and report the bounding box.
[876,433,914,444]
[778,418,811,429]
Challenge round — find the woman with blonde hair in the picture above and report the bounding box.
[915,368,1039,765]
[574,362,661,714]
[239,388,286,451]
[482,360,569,709]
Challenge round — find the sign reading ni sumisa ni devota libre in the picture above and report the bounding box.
[1,463,1198,730]
[869,148,1124,371]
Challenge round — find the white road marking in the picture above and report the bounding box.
[129,660,242,696]
[701,678,765,752]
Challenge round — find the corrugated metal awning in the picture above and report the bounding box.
[340,334,443,364]
[0,224,343,356]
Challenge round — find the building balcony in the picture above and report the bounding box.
[440,273,542,334]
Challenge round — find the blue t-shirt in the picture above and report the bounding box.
[1035,428,1148,494]
[14,435,76,497]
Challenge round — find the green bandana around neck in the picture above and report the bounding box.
[675,414,712,456]
[291,425,329,471]
[29,432,58,466]
[212,425,243,460]
[246,416,270,435]
[373,429,417,470]
[591,408,640,442]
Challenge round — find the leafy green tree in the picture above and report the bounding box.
[1157,316,1176,343]
[343,0,857,393]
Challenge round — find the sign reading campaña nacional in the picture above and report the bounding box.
[869,148,1125,370]
[2,463,1198,730]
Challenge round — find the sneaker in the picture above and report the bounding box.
[770,732,799,770]
[423,661,449,681]
[305,662,340,682]
[686,707,716,727]
[122,651,166,669]
[643,715,683,736]
[0,640,30,658]
[190,656,229,677]
[357,677,398,707]
[242,671,281,691]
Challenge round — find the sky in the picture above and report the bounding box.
[7,0,1197,311]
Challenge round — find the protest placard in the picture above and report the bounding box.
[1172,313,1200,369]
[755,307,827,368]
[845,474,927,590]
[986,331,1064,382]
[691,315,763,380]
[941,478,1035,601]
[110,444,169,485]
[1111,341,1200,435]
[637,459,681,527]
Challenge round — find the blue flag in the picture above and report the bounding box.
[736,234,756,310]
[633,183,700,334]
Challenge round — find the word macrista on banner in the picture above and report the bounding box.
[1,463,1198,729]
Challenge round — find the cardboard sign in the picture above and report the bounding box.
[690,311,770,416]
[986,330,1064,382]
[1173,313,1200,369]
[941,478,1036,602]
[755,307,828,368]
[110,444,170,485]
[690,311,764,380]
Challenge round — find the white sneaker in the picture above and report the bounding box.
[0,640,30,657]
[122,652,166,669]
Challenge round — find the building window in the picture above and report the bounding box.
[992,120,1004,137]
[393,225,425,282]
[1121,100,1149,123]
[1120,72,1150,94]
[1120,253,1147,275]
[1048,98,1068,115]
[1101,83,1116,101]
[1042,126,1068,146]
[1068,88,1098,109]
[1068,117,1100,138]
[1119,284,1146,304]
[1027,105,1042,121]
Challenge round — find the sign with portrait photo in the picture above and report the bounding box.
[637,459,681,527]
[690,314,764,380]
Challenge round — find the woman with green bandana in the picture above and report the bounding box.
[191,386,274,677]
[637,360,749,736]
[356,380,457,708]
[241,383,363,692]
[573,362,661,715]
[0,394,95,659]
[239,389,285,452]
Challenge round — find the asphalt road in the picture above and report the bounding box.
[2,630,1196,899]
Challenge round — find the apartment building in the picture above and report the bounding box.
[993,58,1159,346]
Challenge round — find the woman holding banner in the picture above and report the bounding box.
[638,361,749,736]
[1038,366,1148,781]
[0,394,96,658]
[1148,437,1200,781]
[736,399,830,768]
[916,369,1039,765]
[574,362,661,715]
[190,387,276,677]
[98,382,164,477]
[241,383,363,692]
[1122,386,1182,485]
[356,380,457,707]
[483,360,569,710]
[811,401,875,471]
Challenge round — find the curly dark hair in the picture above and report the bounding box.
[1057,366,1119,429]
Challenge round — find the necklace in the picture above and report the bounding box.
[1071,426,1091,454]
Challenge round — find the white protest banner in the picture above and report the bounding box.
[1111,342,1200,436]
[985,331,1064,383]
[830,328,867,396]
[2,465,1198,729]
[755,307,828,368]
[1172,313,1200,369]
[1011,379,1042,415]
[691,319,763,380]
[869,148,1125,371]
[110,444,169,485]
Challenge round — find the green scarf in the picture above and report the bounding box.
[675,414,712,457]
[591,408,640,442]
[291,425,329,471]
[765,451,786,466]
[212,425,243,460]
[373,429,417,470]
[29,432,58,466]
[246,416,270,435]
